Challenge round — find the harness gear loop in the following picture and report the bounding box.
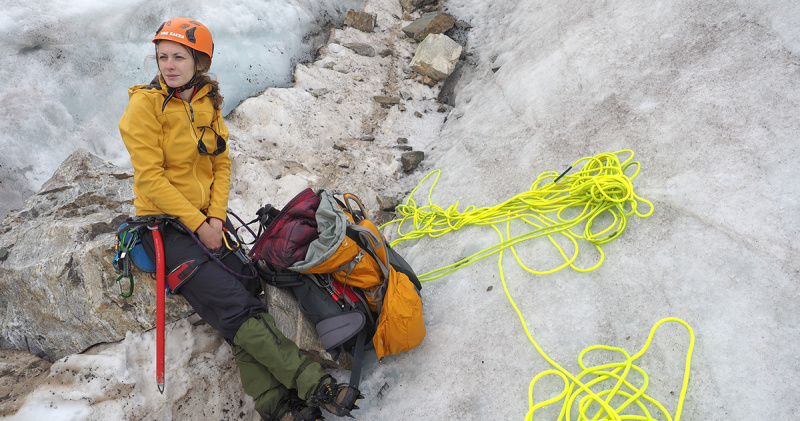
[113,226,143,297]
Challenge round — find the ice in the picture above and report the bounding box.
[0,0,362,217]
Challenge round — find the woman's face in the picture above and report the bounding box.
[156,40,196,88]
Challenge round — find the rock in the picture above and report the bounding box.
[360,135,376,142]
[344,10,376,33]
[410,33,463,81]
[343,42,376,57]
[261,281,352,369]
[422,75,437,86]
[397,137,409,144]
[0,149,194,362]
[399,91,412,101]
[401,12,455,41]
[0,149,340,368]
[437,61,464,106]
[374,95,401,105]
[400,0,437,14]
[0,349,52,416]
[401,151,425,172]
[378,48,393,57]
[394,145,414,151]
[376,194,403,211]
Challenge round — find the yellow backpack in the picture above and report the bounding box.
[249,189,425,361]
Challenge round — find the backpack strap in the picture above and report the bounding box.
[348,329,368,389]
[345,225,390,280]
[344,224,391,311]
[255,262,306,288]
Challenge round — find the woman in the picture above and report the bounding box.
[118,18,360,421]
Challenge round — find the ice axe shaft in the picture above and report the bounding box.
[152,228,166,394]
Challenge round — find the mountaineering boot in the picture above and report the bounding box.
[261,395,324,421]
[309,375,363,417]
[277,398,324,421]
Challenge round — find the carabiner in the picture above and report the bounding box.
[116,273,134,298]
[222,229,239,251]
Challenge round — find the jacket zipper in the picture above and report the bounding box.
[187,97,208,206]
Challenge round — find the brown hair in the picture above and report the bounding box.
[154,42,224,111]
[193,52,224,111]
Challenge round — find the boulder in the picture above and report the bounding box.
[344,10,376,33]
[0,149,195,362]
[401,11,455,41]
[0,149,343,368]
[262,282,352,369]
[410,33,463,81]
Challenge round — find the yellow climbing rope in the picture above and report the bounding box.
[382,150,695,420]
[383,149,654,280]
[497,234,695,420]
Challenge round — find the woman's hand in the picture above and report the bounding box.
[196,218,224,251]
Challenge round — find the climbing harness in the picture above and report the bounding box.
[382,150,695,419]
[113,213,257,297]
[112,211,257,394]
[382,150,655,280]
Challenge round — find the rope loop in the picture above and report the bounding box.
[382,150,654,281]
[382,150,694,419]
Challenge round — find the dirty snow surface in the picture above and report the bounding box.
[2,0,800,420]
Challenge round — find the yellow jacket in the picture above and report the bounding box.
[119,76,231,232]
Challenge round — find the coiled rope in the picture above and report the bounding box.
[384,150,654,280]
[382,150,695,420]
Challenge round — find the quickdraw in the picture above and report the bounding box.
[113,226,141,297]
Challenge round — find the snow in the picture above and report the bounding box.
[0,0,362,219]
[2,0,800,420]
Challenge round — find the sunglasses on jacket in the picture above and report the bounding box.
[196,125,226,156]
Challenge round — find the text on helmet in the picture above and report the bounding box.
[160,31,185,39]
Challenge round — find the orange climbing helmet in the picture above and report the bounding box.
[152,18,214,64]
